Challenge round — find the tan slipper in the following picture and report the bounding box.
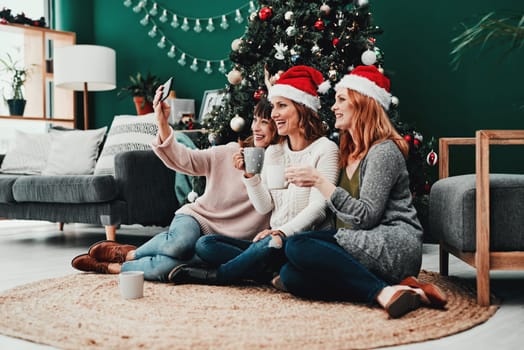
[400,276,448,308]
[384,289,421,318]
[88,240,136,263]
[71,254,110,274]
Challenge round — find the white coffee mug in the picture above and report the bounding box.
[119,271,144,299]
[266,164,288,189]
[243,147,265,174]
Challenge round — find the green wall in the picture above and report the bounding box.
[372,0,524,173]
[56,0,248,129]
[57,0,523,172]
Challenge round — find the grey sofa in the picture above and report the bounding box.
[0,150,180,240]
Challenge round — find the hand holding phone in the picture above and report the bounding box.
[160,77,174,102]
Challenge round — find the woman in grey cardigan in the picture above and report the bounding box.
[277,65,447,318]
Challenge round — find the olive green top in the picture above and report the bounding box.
[336,164,360,229]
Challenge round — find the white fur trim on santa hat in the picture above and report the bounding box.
[317,80,331,94]
[268,84,321,112]
[335,74,391,110]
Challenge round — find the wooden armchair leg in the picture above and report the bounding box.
[58,222,64,231]
[105,225,116,241]
[476,253,491,306]
[439,243,449,276]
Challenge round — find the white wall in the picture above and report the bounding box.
[0,120,49,154]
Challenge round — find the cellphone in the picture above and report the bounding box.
[160,77,173,102]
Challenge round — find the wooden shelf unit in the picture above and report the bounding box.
[0,23,76,128]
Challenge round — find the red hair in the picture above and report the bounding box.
[338,89,408,168]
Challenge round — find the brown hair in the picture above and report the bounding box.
[338,89,408,168]
[239,98,278,147]
[276,100,327,144]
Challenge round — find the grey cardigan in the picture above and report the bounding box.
[329,140,423,284]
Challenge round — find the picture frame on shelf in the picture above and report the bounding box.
[198,89,224,122]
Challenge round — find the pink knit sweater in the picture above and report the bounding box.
[152,130,270,239]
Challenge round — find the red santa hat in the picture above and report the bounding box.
[334,65,392,110]
[267,65,330,112]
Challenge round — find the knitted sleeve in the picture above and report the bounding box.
[277,139,339,236]
[327,140,404,230]
[152,129,227,177]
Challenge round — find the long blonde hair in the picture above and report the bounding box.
[338,89,408,168]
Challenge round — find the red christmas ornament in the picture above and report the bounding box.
[314,19,325,31]
[424,182,431,194]
[413,138,421,147]
[426,150,438,166]
[253,88,266,101]
[332,38,340,47]
[259,7,273,21]
[403,134,413,143]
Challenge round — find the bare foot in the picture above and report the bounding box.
[125,250,136,262]
[107,263,122,274]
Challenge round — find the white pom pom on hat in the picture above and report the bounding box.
[267,65,327,112]
[334,65,392,110]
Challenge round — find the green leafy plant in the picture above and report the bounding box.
[117,71,160,107]
[0,53,31,101]
[450,11,524,69]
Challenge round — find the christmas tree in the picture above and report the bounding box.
[203,0,437,227]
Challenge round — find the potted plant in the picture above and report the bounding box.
[0,53,31,116]
[450,11,524,69]
[118,71,161,115]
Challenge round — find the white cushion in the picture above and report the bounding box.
[0,130,51,174]
[94,114,158,175]
[42,127,107,175]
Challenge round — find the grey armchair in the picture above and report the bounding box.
[429,130,524,306]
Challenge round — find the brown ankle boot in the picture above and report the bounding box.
[88,240,137,263]
[71,254,110,274]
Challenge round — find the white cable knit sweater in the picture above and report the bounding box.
[243,137,339,237]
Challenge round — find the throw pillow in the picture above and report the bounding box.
[42,127,107,175]
[94,114,158,175]
[0,130,51,174]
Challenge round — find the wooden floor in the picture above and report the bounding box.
[0,220,523,350]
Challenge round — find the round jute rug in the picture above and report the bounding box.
[0,270,498,350]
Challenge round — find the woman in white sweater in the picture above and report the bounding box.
[168,65,339,284]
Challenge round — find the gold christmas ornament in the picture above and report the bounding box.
[227,69,243,85]
[230,114,246,132]
[231,38,243,51]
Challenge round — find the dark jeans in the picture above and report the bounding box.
[280,230,387,303]
[196,234,286,284]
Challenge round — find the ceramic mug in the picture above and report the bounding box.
[243,147,265,174]
[119,271,144,299]
[266,164,288,189]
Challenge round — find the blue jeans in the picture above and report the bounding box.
[280,230,387,303]
[121,214,203,282]
[196,234,286,284]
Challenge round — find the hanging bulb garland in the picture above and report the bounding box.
[123,0,258,75]
[127,0,254,34]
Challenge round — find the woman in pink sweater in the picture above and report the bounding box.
[71,93,278,281]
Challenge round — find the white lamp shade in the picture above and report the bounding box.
[54,45,116,91]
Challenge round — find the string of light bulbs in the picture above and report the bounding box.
[123,0,258,74]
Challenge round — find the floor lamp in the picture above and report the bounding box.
[54,45,116,130]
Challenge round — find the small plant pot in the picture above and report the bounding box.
[7,99,26,116]
[133,96,154,115]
